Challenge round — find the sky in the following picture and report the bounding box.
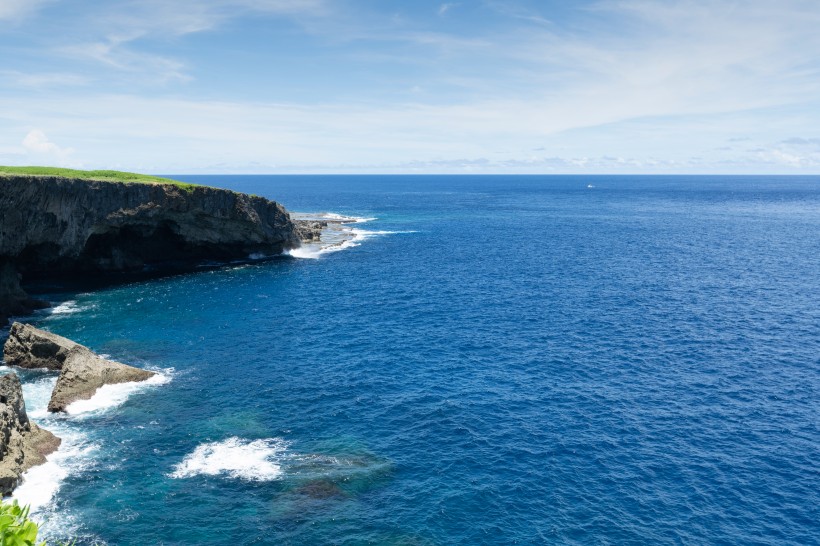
[1,0,819,174]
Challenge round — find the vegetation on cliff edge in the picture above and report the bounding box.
[0,166,199,191]
[0,499,80,546]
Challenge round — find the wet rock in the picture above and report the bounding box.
[293,220,326,242]
[0,373,60,495]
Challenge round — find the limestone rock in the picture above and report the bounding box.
[3,322,81,370]
[48,347,156,413]
[2,322,156,413]
[293,220,326,242]
[0,373,60,495]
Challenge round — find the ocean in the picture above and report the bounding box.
[3,175,819,545]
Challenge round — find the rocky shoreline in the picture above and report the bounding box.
[6,323,157,412]
[0,173,326,496]
[0,322,160,494]
[0,373,61,496]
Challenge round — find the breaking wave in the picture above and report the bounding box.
[170,437,288,481]
[288,213,416,259]
[65,371,172,417]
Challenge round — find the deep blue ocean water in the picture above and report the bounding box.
[2,175,819,545]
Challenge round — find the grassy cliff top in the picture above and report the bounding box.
[0,166,199,190]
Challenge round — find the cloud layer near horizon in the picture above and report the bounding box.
[1,0,819,173]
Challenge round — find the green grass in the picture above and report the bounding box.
[0,166,200,191]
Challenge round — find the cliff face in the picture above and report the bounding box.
[0,175,304,323]
[0,262,48,326]
[1,175,301,273]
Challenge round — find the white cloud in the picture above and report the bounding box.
[0,70,88,88]
[0,91,815,174]
[59,39,190,83]
[438,3,458,16]
[2,0,819,173]
[92,0,329,38]
[21,130,76,166]
[0,0,48,21]
[44,0,329,83]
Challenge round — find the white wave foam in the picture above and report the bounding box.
[170,437,288,481]
[292,212,377,224]
[19,375,58,420]
[8,364,170,536]
[287,211,417,259]
[14,376,100,515]
[12,429,99,512]
[286,246,325,259]
[65,371,172,417]
[247,252,272,260]
[47,301,94,316]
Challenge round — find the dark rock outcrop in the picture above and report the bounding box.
[47,346,155,412]
[0,373,60,495]
[0,262,48,326]
[3,322,81,370]
[0,175,307,322]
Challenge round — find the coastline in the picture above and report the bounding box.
[0,199,398,542]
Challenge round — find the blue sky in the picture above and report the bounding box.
[1,0,819,174]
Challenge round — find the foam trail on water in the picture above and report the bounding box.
[65,371,172,417]
[45,300,95,316]
[8,363,172,534]
[170,437,288,481]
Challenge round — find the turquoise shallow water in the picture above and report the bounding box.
[2,175,819,545]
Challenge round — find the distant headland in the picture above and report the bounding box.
[0,167,323,325]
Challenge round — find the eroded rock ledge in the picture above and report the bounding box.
[0,175,311,323]
[3,322,156,412]
[0,373,60,495]
[48,346,155,413]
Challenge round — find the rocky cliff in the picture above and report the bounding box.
[0,373,60,495]
[0,175,308,323]
[0,262,49,327]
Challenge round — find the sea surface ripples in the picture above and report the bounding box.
[2,175,818,545]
